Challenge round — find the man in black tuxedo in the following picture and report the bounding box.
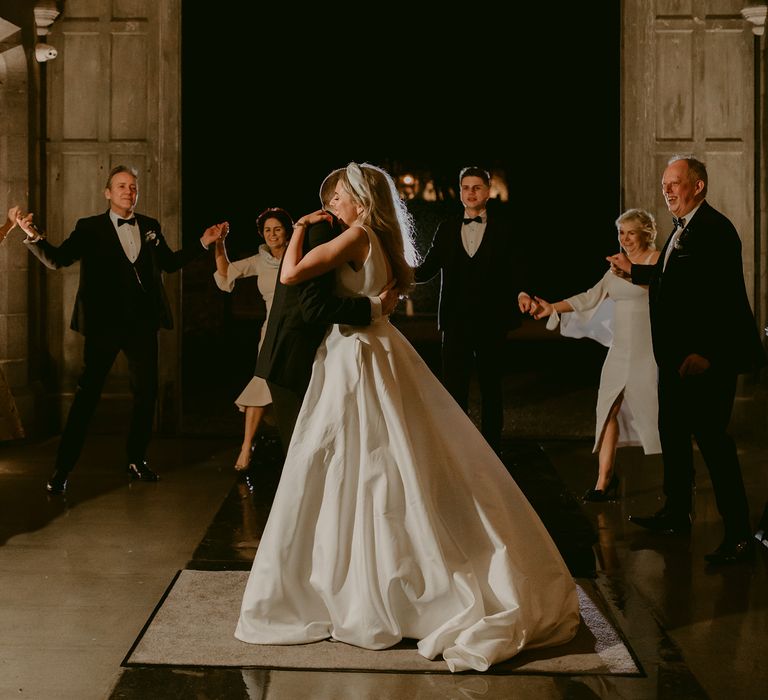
[255,169,397,452]
[608,155,766,564]
[19,165,221,494]
[414,166,523,455]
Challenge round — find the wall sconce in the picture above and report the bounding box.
[35,43,58,62]
[34,0,61,61]
[741,4,768,35]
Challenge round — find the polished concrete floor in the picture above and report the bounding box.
[1,321,766,699]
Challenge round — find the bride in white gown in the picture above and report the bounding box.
[235,162,579,672]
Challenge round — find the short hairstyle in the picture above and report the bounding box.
[256,207,293,238]
[459,166,491,187]
[319,168,344,208]
[105,164,138,189]
[667,154,708,198]
[615,208,657,250]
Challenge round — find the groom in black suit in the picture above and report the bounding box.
[414,166,524,454]
[255,169,397,453]
[20,165,221,494]
[609,155,766,564]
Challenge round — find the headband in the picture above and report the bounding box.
[346,162,369,202]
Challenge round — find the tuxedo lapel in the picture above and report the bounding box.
[99,212,122,260]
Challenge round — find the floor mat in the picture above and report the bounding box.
[125,569,641,675]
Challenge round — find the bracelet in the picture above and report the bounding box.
[294,221,307,228]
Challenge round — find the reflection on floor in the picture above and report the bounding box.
[1,321,766,699]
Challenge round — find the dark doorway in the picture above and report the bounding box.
[179,4,621,435]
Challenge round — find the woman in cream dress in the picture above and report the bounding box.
[526,209,661,501]
[213,208,291,470]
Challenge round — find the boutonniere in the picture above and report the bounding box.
[144,230,159,246]
[673,227,691,251]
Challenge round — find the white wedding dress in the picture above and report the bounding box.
[235,227,580,672]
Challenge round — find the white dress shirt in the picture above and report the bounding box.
[663,202,701,271]
[110,210,141,263]
[461,210,487,257]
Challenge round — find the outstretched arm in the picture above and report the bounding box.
[213,223,231,277]
[606,252,656,285]
[531,297,574,320]
[211,223,264,292]
[156,221,227,273]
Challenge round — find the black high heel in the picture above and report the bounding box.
[582,474,619,502]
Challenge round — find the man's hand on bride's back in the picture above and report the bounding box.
[379,279,399,315]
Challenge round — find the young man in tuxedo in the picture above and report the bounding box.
[414,166,524,455]
[254,169,398,452]
[608,155,766,565]
[19,165,221,494]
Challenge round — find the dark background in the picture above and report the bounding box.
[180,4,622,300]
[178,4,621,427]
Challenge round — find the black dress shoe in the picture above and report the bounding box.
[46,470,68,495]
[127,460,159,481]
[629,508,692,534]
[704,539,755,565]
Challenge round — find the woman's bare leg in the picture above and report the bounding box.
[595,394,623,491]
[235,405,267,470]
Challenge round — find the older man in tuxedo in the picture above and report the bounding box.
[608,155,766,565]
[19,165,221,494]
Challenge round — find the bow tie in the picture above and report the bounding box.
[463,216,483,225]
[672,216,686,229]
[117,217,136,227]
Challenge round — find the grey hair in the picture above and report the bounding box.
[105,164,138,190]
[667,154,708,198]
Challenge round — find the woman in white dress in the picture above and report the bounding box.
[213,207,292,470]
[525,209,661,501]
[234,163,579,672]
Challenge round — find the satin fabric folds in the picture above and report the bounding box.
[235,229,579,672]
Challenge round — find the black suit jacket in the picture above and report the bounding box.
[631,200,765,373]
[254,218,372,396]
[24,211,201,335]
[414,211,523,335]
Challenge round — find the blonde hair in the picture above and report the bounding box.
[337,162,420,295]
[615,208,657,250]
